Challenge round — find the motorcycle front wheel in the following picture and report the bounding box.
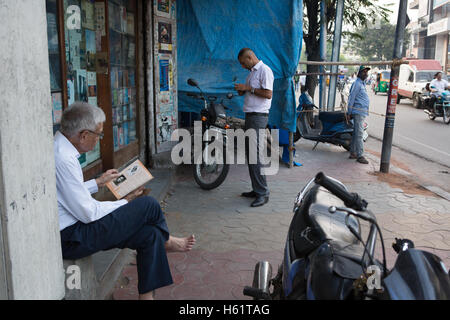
[193,148,230,190]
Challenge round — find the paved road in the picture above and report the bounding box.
[317,86,450,167]
[366,91,450,168]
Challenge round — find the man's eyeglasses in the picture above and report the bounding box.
[83,130,104,139]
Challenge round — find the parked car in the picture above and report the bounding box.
[398,59,446,109]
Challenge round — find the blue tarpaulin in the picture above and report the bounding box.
[177,0,303,132]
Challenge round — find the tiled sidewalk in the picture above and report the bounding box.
[112,137,450,300]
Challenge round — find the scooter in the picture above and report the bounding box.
[295,103,368,151]
[243,172,450,300]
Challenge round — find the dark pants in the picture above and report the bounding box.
[429,96,442,112]
[245,113,269,197]
[60,196,173,294]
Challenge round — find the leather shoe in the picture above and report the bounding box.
[241,191,257,198]
[356,156,369,164]
[251,196,269,207]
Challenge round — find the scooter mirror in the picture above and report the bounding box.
[187,78,199,87]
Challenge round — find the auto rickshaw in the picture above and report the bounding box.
[373,70,391,94]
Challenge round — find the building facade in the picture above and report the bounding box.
[0,0,178,299]
[407,0,450,72]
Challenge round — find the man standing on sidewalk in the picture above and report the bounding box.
[346,65,370,164]
[234,48,274,207]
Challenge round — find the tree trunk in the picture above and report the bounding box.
[304,0,321,99]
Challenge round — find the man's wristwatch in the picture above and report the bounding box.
[251,87,255,94]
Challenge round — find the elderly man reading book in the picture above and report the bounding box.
[54,101,195,300]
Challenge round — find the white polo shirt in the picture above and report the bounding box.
[54,131,127,230]
[430,78,449,96]
[243,60,274,113]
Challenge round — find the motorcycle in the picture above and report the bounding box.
[185,78,235,190]
[423,85,450,124]
[243,172,450,300]
[294,102,369,151]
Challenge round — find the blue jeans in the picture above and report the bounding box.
[60,196,173,294]
[350,114,366,158]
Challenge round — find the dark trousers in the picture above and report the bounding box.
[245,113,269,197]
[60,196,173,294]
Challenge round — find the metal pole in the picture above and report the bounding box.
[289,132,293,168]
[380,0,408,173]
[319,0,327,111]
[327,0,344,111]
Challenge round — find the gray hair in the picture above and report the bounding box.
[60,101,106,137]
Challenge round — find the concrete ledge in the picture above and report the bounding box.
[61,166,176,300]
[63,257,97,300]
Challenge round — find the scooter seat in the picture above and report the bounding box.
[291,185,362,259]
[319,112,347,124]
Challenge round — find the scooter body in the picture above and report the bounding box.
[296,104,368,151]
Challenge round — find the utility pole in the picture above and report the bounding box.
[319,0,327,111]
[380,0,408,173]
[327,0,344,111]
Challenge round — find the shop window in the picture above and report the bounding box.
[45,0,141,176]
[63,0,101,168]
[46,0,63,134]
[108,0,137,152]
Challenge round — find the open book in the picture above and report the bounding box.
[106,159,153,199]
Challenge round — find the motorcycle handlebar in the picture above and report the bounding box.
[315,172,367,211]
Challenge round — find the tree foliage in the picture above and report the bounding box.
[345,20,410,63]
[303,0,393,97]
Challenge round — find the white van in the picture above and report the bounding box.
[398,59,445,109]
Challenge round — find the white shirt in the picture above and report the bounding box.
[430,78,449,96]
[54,131,127,230]
[300,75,306,86]
[243,60,274,113]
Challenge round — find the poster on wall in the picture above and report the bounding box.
[95,2,106,36]
[159,103,175,114]
[87,71,97,106]
[158,22,172,53]
[156,0,171,18]
[85,30,96,71]
[52,92,63,124]
[159,58,170,91]
[154,4,177,153]
[96,52,108,74]
[76,69,88,102]
[81,0,95,30]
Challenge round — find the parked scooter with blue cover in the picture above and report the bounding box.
[294,90,368,151]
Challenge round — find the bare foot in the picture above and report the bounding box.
[139,290,155,300]
[165,234,196,253]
